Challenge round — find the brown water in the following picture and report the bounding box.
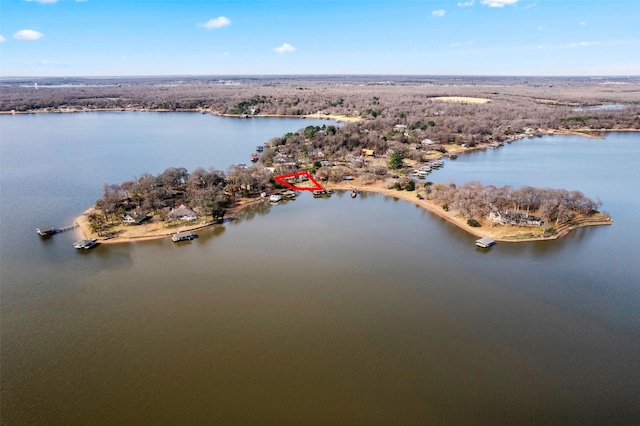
[1,114,639,424]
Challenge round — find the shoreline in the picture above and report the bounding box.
[77,177,612,245]
[1,108,636,133]
[61,112,618,244]
[324,179,612,243]
[0,107,361,122]
[76,197,265,244]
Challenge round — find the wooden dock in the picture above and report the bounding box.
[57,224,78,233]
[36,223,78,236]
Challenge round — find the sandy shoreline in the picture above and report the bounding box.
[76,197,265,244]
[325,179,612,243]
[77,176,612,245]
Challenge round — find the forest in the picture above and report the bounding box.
[418,181,602,229]
[87,164,279,236]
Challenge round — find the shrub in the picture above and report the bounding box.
[405,180,415,191]
[467,218,481,227]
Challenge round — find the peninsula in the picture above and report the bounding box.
[5,75,631,243]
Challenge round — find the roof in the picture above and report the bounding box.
[475,237,496,247]
[173,231,193,238]
[169,204,197,219]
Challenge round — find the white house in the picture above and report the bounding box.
[169,204,197,221]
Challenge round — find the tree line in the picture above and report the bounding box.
[417,181,602,225]
[87,162,287,234]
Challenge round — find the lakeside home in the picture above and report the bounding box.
[169,204,197,221]
[488,210,543,227]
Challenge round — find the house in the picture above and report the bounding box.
[362,149,374,157]
[488,210,543,227]
[169,204,197,221]
[122,211,150,225]
[421,139,435,146]
[273,154,298,167]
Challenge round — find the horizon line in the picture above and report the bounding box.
[1,73,639,80]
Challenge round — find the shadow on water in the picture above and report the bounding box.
[233,199,274,223]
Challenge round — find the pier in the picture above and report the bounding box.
[36,223,78,236]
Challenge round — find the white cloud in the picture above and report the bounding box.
[521,2,537,9]
[457,0,475,7]
[580,21,587,26]
[25,0,58,3]
[481,0,518,7]
[13,29,45,40]
[537,25,545,31]
[197,16,231,29]
[0,35,5,43]
[569,41,598,48]
[431,9,446,17]
[273,43,296,54]
[120,55,128,60]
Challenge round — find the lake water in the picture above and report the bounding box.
[1,113,639,424]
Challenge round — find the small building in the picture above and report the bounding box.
[74,239,98,249]
[169,204,197,221]
[475,237,496,248]
[362,149,374,157]
[122,211,150,225]
[171,231,195,242]
[36,226,56,236]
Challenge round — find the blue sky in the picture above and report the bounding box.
[1,0,638,76]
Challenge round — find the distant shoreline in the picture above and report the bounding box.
[2,108,636,135]
[0,107,360,122]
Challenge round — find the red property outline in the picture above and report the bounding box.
[274,171,323,191]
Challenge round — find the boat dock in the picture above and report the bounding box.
[171,231,196,242]
[36,223,78,236]
[475,237,496,248]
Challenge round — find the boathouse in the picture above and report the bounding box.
[36,226,56,236]
[171,231,195,242]
[475,237,496,248]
